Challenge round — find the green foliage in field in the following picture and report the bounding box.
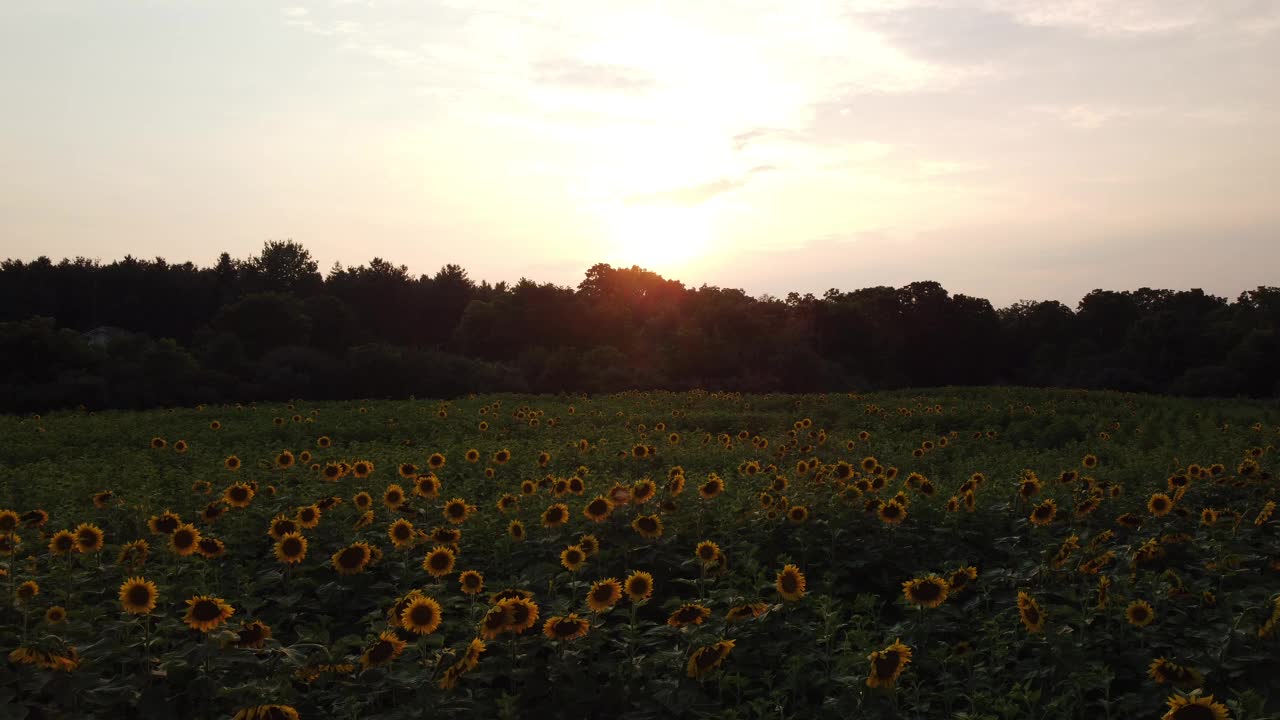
[1,388,1278,719]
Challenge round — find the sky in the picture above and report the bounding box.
[2,0,1278,307]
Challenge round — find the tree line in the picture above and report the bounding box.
[1,240,1277,411]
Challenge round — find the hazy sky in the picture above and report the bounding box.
[2,1,1278,306]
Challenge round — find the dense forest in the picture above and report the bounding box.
[1,240,1277,411]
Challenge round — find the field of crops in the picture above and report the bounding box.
[2,388,1278,719]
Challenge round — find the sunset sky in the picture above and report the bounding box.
[2,1,1278,306]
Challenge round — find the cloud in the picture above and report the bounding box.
[625,178,747,208]
[533,58,653,91]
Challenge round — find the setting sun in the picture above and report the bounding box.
[603,203,716,271]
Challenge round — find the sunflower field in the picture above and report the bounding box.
[2,388,1279,720]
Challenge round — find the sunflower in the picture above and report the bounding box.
[150,437,167,449]
[866,639,913,689]
[504,519,526,542]
[899,575,948,608]
[384,519,415,550]
[48,529,76,556]
[500,597,540,634]
[776,564,807,602]
[631,514,664,539]
[183,594,234,632]
[560,544,587,572]
[74,522,105,553]
[20,509,48,528]
[16,580,39,602]
[576,494,613,524]
[624,571,654,604]
[382,484,406,510]
[459,570,484,595]
[492,448,510,465]
[787,505,810,524]
[224,483,254,508]
[148,510,181,535]
[687,639,735,679]
[541,503,570,528]
[878,500,907,525]
[1126,599,1156,627]
[1149,493,1174,516]
[698,476,725,499]
[200,503,225,524]
[423,545,457,578]
[1017,591,1046,633]
[543,614,590,640]
[352,460,373,479]
[360,631,407,670]
[400,596,443,635]
[118,539,150,567]
[443,498,473,525]
[586,578,622,612]
[235,620,273,649]
[1148,658,1204,689]
[92,491,114,509]
[351,492,373,512]
[1029,499,1057,526]
[688,542,723,569]
[231,706,300,720]
[480,603,513,639]
[632,479,657,503]
[44,605,67,624]
[1161,694,1231,720]
[726,603,770,623]
[196,537,226,558]
[1199,508,1218,526]
[331,542,373,576]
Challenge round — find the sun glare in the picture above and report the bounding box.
[604,204,715,271]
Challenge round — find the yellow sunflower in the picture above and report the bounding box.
[541,503,570,528]
[625,571,654,604]
[331,542,372,575]
[587,578,622,612]
[1149,493,1174,517]
[1161,694,1231,720]
[560,544,587,572]
[776,564,807,602]
[1126,600,1156,628]
[866,639,913,689]
[234,620,273,649]
[542,613,590,640]
[1029,499,1057,526]
[183,595,235,632]
[74,522,105,553]
[400,596,443,635]
[687,639,736,679]
[902,575,949,608]
[360,631,407,670]
[1017,591,1046,633]
[507,520,526,542]
[423,545,457,578]
[695,540,722,565]
[459,570,484,595]
[631,514,664,539]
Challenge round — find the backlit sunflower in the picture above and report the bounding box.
[560,544,587,572]
[16,580,39,602]
[74,522,105,553]
[20,509,48,528]
[631,514,664,539]
[878,500,907,525]
[1149,493,1174,516]
[507,520,526,541]
[382,484,405,510]
[541,503,570,528]
[543,613,590,640]
[500,596,540,634]
[331,542,372,575]
[866,639,912,689]
[360,631,407,670]
[443,498,473,525]
[196,537,226,558]
[423,545,457,578]
[698,476,725,499]
[379,519,413,550]
[398,462,417,479]
[1126,599,1156,627]
[1018,591,1046,633]
[695,540,722,565]
[903,575,949,608]
[583,495,614,523]
[1029,499,1057,526]
[235,620,273,649]
[687,639,735,679]
[48,529,76,557]
[726,603,770,623]
[352,492,373,511]
[625,571,654,603]
[400,596,443,635]
[1161,694,1231,720]
[788,505,810,524]
[224,483,254,508]
[352,460,373,479]
[776,564,807,602]
[296,504,321,528]
[459,570,484,595]
[587,578,622,612]
[118,539,150,567]
[948,566,978,594]
[184,594,234,632]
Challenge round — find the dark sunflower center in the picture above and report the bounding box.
[588,500,608,515]
[283,538,302,555]
[240,625,265,642]
[1024,607,1040,625]
[430,554,450,570]
[367,641,394,663]
[230,488,247,501]
[1171,706,1216,720]
[338,547,366,568]
[192,600,223,621]
[393,525,411,540]
[914,582,943,601]
[629,580,649,596]
[565,551,583,564]
[695,648,720,670]
[509,603,530,624]
[638,518,656,531]
[174,530,195,548]
[873,652,901,678]
[780,575,798,593]
[883,505,901,518]
[55,536,74,551]
[409,605,435,626]
[592,586,614,602]
[448,504,465,517]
